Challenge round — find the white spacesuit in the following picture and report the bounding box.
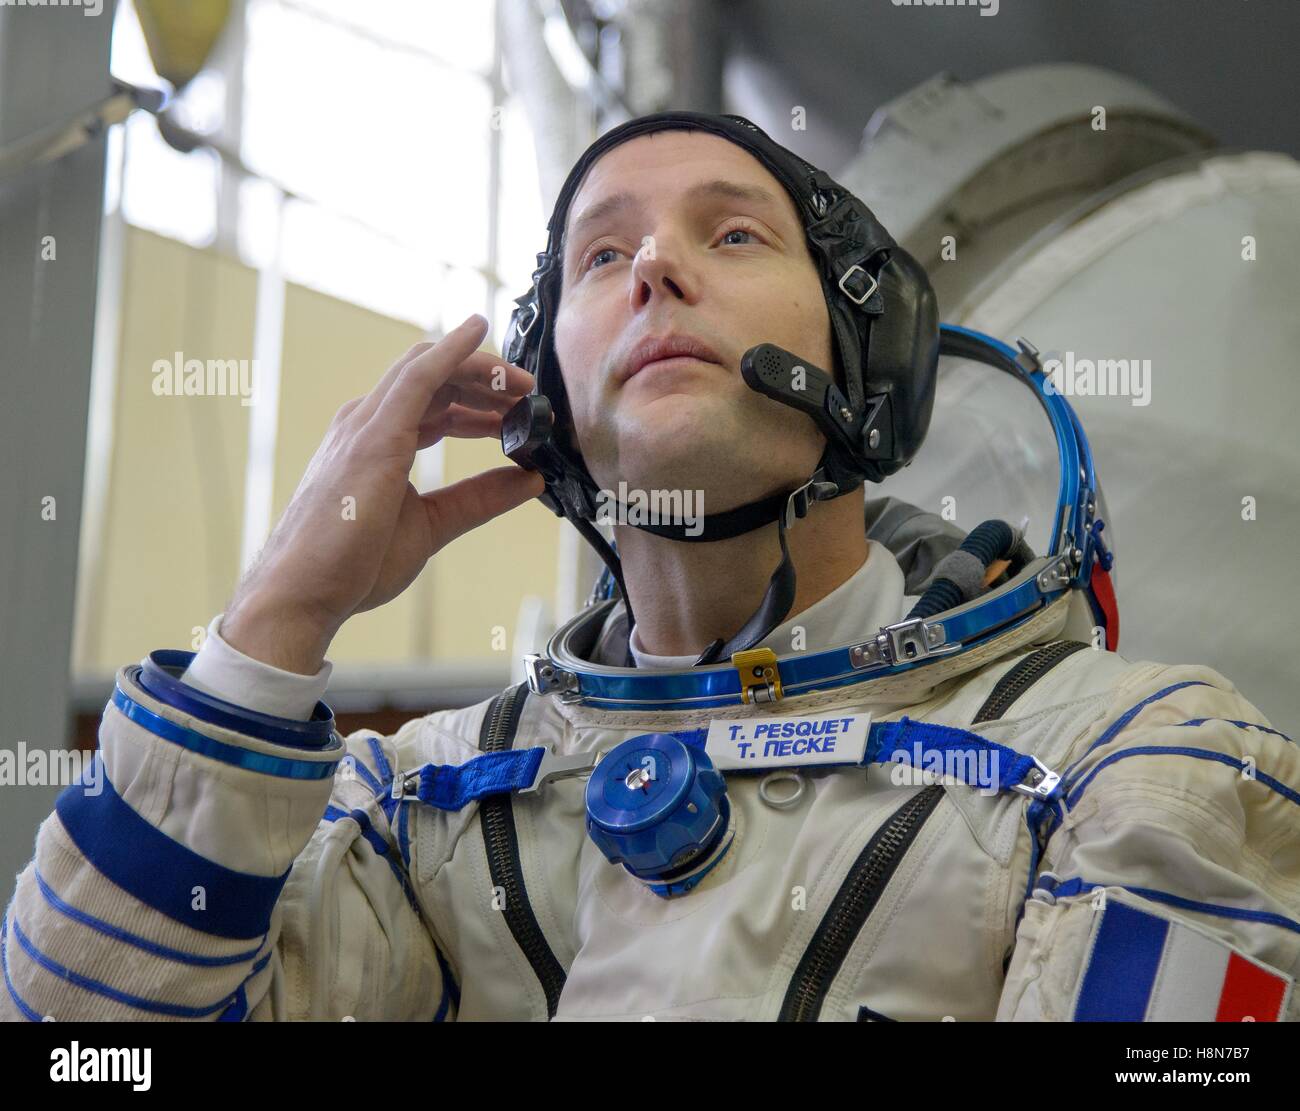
[4,111,1296,1022]
[3,531,1295,1022]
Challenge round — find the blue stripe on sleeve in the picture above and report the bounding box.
[1066,745,1300,811]
[1,916,43,1022]
[33,869,265,967]
[1073,899,1167,1021]
[398,801,411,868]
[112,686,340,780]
[1049,877,1300,936]
[348,757,383,796]
[366,737,393,784]
[433,944,460,1022]
[8,915,269,1019]
[55,762,289,940]
[218,983,249,1021]
[1173,718,1294,744]
[1063,680,1212,787]
[218,946,277,1022]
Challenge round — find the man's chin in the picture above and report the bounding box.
[616,387,734,428]
[605,424,742,500]
[615,403,733,455]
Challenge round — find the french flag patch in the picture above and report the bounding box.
[1072,896,1293,1021]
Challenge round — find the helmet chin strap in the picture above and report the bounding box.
[691,474,841,664]
[582,471,843,668]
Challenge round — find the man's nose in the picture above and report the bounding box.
[628,235,698,309]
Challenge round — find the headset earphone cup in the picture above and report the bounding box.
[854,246,940,480]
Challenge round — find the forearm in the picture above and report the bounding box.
[1,656,339,1021]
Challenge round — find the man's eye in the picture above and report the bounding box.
[588,246,619,270]
[584,225,761,271]
[718,224,762,246]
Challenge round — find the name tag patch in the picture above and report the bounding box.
[704,711,870,770]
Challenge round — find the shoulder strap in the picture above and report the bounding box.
[475,684,568,1018]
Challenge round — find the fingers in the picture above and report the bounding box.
[428,368,529,416]
[331,396,364,425]
[348,315,533,438]
[415,403,507,450]
[421,465,547,550]
[452,352,534,397]
[350,341,436,426]
[371,315,495,430]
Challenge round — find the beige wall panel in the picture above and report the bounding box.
[429,436,562,661]
[85,227,257,670]
[277,283,560,666]
[275,283,425,664]
[85,252,561,674]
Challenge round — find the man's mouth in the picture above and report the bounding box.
[619,334,725,383]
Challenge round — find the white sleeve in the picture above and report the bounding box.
[180,613,332,722]
[1,663,449,1022]
[998,665,1300,1021]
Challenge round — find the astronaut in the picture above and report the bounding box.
[4,112,1297,1022]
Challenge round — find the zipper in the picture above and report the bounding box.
[779,784,945,1021]
[972,639,1088,724]
[477,682,568,1018]
[779,639,1086,1020]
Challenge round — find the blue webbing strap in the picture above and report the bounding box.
[414,747,546,810]
[1037,875,1300,937]
[403,718,1059,811]
[865,717,1050,796]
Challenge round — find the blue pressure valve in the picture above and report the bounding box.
[585,733,732,895]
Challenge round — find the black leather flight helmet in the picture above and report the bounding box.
[500,110,940,660]
[503,110,938,521]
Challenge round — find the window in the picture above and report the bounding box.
[111,0,543,337]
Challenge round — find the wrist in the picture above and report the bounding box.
[219,594,337,676]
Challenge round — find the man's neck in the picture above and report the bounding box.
[613,492,869,658]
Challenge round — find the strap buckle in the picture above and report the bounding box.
[518,748,604,794]
[849,617,957,670]
[524,653,578,697]
[394,747,603,802]
[1014,336,1043,375]
[837,263,879,306]
[1012,756,1061,800]
[395,766,421,801]
[515,300,539,338]
[733,647,783,704]
[782,475,839,529]
[1035,550,1077,593]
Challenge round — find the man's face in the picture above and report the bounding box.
[552,130,833,509]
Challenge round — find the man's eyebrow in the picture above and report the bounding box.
[565,179,786,251]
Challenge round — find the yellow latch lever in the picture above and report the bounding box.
[732,647,783,705]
